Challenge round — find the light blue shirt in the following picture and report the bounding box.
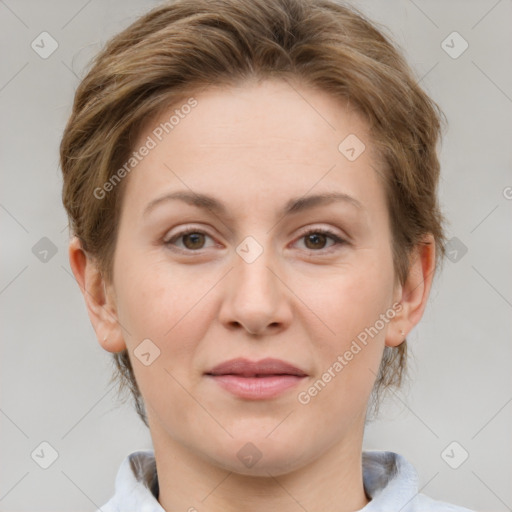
[97,449,475,511]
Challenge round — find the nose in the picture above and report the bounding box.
[218,244,293,336]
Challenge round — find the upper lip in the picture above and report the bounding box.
[206,358,307,377]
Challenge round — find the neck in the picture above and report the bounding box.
[151,422,369,512]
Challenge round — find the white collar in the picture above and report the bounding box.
[98,449,473,512]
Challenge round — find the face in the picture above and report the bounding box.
[101,79,405,475]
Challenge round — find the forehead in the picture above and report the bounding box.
[122,79,387,218]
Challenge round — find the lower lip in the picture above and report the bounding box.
[207,375,305,399]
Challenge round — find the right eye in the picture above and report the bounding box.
[164,228,217,251]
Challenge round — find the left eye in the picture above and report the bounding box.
[294,229,346,251]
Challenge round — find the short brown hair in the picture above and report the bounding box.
[60,0,447,427]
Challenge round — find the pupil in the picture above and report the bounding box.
[306,233,325,249]
[184,233,204,249]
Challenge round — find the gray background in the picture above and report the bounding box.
[1,0,511,510]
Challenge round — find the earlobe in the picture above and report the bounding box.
[385,234,436,348]
[68,237,126,353]
[385,313,407,348]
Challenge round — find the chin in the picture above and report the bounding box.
[205,433,315,477]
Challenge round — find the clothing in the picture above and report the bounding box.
[97,449,474,512]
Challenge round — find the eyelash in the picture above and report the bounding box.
[164,227,347,253]
[294,228,346,251]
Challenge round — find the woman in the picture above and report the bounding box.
[60,0,474,510]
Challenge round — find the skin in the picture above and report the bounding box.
[69,78,435,512]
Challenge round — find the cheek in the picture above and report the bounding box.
[117,267,203,342]
[312,254,394,339]
[112,260,220,422]
[113,252,222,374]
[302,252,394,395]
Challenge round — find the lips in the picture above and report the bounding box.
[206,358,307,378]
[205,358,307,400]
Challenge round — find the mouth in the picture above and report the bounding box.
[205,358,307,400]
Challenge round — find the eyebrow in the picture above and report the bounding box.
[143,190,364,219]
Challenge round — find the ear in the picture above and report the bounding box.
[385,233,436,347]
[68,236,126,353]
